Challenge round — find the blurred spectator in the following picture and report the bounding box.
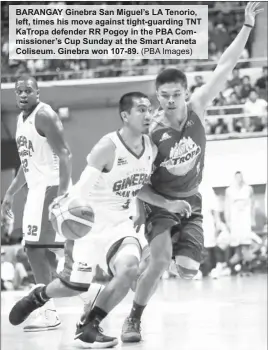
[244,89,268,131]
[228,68,242,89]
[214,118,229,134]
[190,75,205,93]
[255,66,268,101]
[240,75,253,101]
[208,41,222,62]
[1,247,15,290]
[225,92,244,132]
[226,91,240,108]
[204,119,213,135]
[1,246,33,291]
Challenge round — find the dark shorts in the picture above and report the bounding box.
[144,193,204,263]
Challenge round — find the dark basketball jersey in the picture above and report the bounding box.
[150,103,206,197]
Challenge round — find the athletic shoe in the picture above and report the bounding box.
[23,308,61,332]
[74,320,118,348]
[121,317,141,343]
[9,284,47,326]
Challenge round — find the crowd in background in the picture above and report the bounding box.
[203,66,268,135]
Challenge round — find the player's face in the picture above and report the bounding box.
[125,98,152,134]
[235,173,243,185]
[15,80,39,111]
[157,82,187,116]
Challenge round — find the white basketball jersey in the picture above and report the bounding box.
[86,131,153,213]
[16,102,59,188]
[228,184,252,227]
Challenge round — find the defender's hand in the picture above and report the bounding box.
[133,212,146,233]
[165,200,192,217]
[245,2,263,27]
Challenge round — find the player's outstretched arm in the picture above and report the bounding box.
[1,166,26,216]
[191,2,263,116]
[36,106,72,196]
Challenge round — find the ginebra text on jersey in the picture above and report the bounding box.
[113,173,149,192]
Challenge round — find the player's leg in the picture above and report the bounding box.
[74,237,140,348]
[172,194,203,279]
[121,208,176,343]
[94,237,141,312]
[9,238,95,324]
[21,185,65,331]
[173,217,204,280]
[74,237,141,348]
[25,246,55,285]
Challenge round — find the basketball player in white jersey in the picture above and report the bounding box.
[2,75,72,331]
[225,171,255,271]
[9,92,164,347]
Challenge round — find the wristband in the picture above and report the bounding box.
[244,23,253,29]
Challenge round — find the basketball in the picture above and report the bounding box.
[50,196,95,240]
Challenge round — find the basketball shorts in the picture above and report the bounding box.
[145,193,204,263]
[229,219,252,247]
[58,210,143,291]
[22,184,65,248]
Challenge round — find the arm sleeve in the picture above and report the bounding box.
[69,166,102,198]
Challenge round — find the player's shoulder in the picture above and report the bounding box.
[36,102,58,121]
[86,134,116,164]
[93,133,116,153]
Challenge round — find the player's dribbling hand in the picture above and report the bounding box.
[48,193,69,221]
[244,2,263,27]
[165,200,192,217]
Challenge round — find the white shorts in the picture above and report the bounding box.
[58,209,142,291]
[229,224,252,246]
[23,184,65,248]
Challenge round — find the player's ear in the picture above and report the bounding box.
[121,111,128,123]
[36,89,40,101]
[185,89,190,100]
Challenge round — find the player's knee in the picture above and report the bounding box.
[116,257,139,286]
[176,264,198,280]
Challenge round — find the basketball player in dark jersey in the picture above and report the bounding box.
[121,2,262,342]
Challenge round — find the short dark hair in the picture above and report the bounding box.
[15,75,38,90]
[119,92,149,117]
[249,88,257,94]
[235,171,242,175]
[156,68,188,89]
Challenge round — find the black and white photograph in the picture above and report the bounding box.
[1,1,267,349]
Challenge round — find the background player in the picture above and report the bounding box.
[9,92,187,348]
[1,75,72,331]
[121,2,263,342]
[225,171,255,273]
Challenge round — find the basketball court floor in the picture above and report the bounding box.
[1,274,267,350]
